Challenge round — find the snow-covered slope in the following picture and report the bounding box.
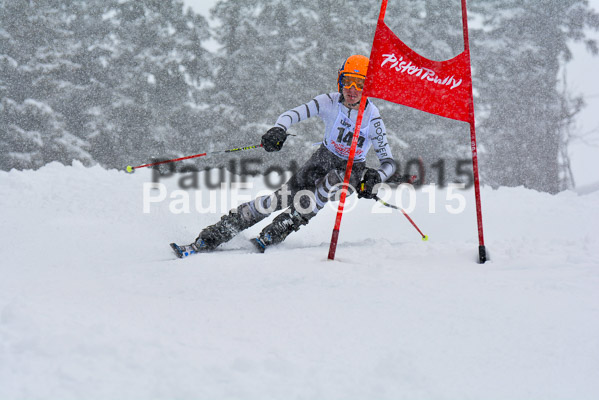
[1,162,598,399]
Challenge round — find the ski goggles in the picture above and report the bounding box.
[340,74,365,91]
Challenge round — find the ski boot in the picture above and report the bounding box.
[195,203,266,251]
[170,204,266,258]
[252,208,315,253]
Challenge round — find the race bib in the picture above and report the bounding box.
[323,107,372,161]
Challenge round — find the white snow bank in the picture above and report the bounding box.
[576,180,599,195]
[1,162,598,399]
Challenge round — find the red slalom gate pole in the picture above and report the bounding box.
[461,0,487,263]
[327,0,387,260]
[124,143,263,173]
[328,95,369,260]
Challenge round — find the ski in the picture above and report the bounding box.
[170,239,266,259]
[170,243,199,258]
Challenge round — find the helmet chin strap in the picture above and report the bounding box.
[340,94,361,108]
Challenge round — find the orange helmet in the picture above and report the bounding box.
[337,55,369,92]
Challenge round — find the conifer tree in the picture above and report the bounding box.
[470,0,598,192]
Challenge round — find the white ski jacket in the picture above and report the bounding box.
[274,92,396,181]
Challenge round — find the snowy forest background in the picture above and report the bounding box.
[1,0,598,193]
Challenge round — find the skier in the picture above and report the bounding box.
[171,54,397,257]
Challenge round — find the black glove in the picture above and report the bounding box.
[261,127,288,152]
[357,168,382,199]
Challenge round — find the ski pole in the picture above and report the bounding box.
[124,143,263,173]
[373,195,429,241]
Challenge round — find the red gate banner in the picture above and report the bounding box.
[365,20,473,123]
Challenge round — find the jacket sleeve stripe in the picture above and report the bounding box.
[304,103,311,118]
[312,98,320,113]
